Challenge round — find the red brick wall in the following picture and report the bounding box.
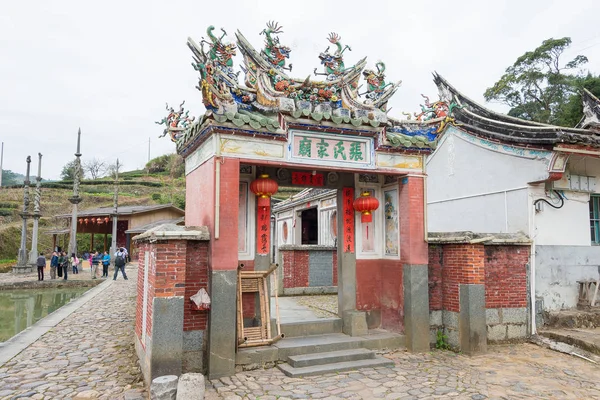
[428,246,443,311]
[484,245,528,308]
[184,241,209,331]
[427,243,529,313]
[135,242,154,340]
[282,250,309,288]
[332,251,338,286]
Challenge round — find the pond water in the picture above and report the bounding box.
[0,287,90,342]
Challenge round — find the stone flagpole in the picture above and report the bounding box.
[110,159,119,261]
[68,129,83,258]
[28,153,43,265]
[15,156,32,273]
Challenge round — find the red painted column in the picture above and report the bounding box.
[185,155,240,378]
[399,174,430,352]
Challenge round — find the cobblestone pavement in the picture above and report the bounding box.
[294,295,337,318]
[205,343,600,400]
[0,265,146,400]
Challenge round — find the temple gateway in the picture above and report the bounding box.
[132,22,600,381]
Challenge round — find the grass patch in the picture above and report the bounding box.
[0,259,15,273]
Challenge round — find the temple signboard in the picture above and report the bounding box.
[288,130,374,168]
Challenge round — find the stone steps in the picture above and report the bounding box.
[279,318,342,338]
[277,348,394,377]
[236,330,404,367]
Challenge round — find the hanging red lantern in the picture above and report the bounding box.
[353,191,379,223]
[78,218,83,224]
[250,174,278,208]
[104,217,109,223]
[84,218,89,224]
[91,218,96,224]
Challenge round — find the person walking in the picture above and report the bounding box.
[102,251,110,278]
[113,247,128,280]
[50,251,58,280]
[61,251,69,280]
[71,253,79,274]
[57,251,63,278]
[91,251,99,279]
[36,252,46,281]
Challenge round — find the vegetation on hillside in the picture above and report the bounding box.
[0,153,185,261]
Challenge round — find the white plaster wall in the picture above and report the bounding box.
[531,186,591,246]
[536,245,600,310]
[427,130,548,233]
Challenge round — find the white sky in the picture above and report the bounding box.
[1,0,599,180]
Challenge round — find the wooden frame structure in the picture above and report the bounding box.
[237,263,282,348]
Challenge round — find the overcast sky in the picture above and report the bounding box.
[1,0,599,180]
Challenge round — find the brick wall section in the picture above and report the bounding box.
[441,244,485,313]
[428,243,529,312]
[428,246,443,311]
[183,241,209,331]
[154,240,187,298]
[332,251,338,286]
[484,245,529,308]
[282,250,309,288]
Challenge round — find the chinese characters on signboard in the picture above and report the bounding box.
[290,131,373,167]
[257,206,270,255]
[342,187,355,253]
[291,171,324,186]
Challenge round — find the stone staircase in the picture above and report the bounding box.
[277,348,394,377]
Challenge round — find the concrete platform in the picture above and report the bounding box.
[539,328,600,356]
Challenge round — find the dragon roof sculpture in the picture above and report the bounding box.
[187,22,401,120]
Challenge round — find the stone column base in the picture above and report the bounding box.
[343,311,368,337]
[12,265,33,274]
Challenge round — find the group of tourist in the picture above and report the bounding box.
[35,247,129,281]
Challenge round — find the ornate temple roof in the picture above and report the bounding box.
[433,73,600,148]
[577,88,600,131]
[172,23,442,156]
[161,23,600,158]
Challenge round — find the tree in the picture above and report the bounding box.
[1,170,23,186]
[484,37,589,125]
[60,160,84,181]
[554,74,600,127]
[106,161,124,179]
[83,158,106,180]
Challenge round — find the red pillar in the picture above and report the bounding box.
[399,175,428,265]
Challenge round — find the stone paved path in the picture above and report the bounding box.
[205,343,600,399]
[0,265,146,400]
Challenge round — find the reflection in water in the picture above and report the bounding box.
[0,288,88,342]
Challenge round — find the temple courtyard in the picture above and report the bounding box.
[0,265,597,399]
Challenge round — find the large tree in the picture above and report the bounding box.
[83,158,106,180]
[484,37,589,125]
[60,160,84,181]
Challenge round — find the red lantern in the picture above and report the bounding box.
[78,218,83,224]
[250,174,278,208]
[353,191,379,223]
[84,218,89,224]
[104,217,109,223]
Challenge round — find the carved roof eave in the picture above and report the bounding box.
[433,72,551,127]
[281,114,385,134]
[176,113,286,157]
[577,88,600,130]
